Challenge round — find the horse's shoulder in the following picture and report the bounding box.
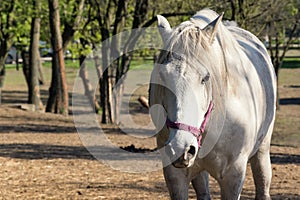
[227,26,270,60]
[227,26,256,44]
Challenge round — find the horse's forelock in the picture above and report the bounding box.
[166,23,209,58]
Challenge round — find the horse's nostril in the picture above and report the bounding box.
[172,146,196,168]
[187,146,196,156]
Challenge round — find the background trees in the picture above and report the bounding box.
[0,1,30,88]
[75,0,206,123]
[0,0,299,120]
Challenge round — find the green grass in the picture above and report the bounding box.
[42,59,80,68]
[282,57,300,68]
[130,59,153,70]
[272,114,300,147]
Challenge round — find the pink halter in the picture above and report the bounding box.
[165,101,214,148]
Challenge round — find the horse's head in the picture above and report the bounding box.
[151,13,223,168]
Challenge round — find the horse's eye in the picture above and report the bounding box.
[201,73,210,84]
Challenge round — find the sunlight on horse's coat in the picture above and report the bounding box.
[149,8,276,200]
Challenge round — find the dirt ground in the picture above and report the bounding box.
[0,68,299,199]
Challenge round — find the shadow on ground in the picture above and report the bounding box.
[0,142,299,165]
[271,152,300,164]
[0,143,94,160]
[280,97,300,105]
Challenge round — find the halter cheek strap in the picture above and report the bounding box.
[165,101,214,148]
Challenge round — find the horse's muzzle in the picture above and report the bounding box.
[172,146,196,168]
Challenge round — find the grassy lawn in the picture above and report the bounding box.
[282,57,300,68]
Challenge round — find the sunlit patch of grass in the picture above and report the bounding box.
[272,109,300,147]
[272,68,300,147]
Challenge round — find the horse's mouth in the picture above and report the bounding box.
[172,159,189,168]
[172,148,195,168]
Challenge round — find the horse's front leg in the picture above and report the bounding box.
[163,165,190,200]
[192,171,210,200]
[218,158,248,200]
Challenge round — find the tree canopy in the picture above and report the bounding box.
[0,0,299,118]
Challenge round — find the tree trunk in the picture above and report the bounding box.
[112,0,149,124]
[38,62,45,85]
[100,40,110,123]
[22,51,30,88]
[79,54,100,112]
[28,0,43,111]
[230,0,236,21]
[46,0,68,115]
[0,58,4,104]
[0,42,9,89]
[94,51,103,107]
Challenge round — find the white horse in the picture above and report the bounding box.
[149,9,276,200]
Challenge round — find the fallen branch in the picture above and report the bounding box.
[138,96,149,109]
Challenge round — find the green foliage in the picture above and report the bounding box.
[0,0,299,69]
[0,1,29,45]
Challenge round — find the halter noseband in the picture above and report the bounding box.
[165,101,214,148]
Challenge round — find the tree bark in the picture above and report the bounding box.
[79,54,100,112]
[22,51,30,88]
[38,62,45,85]
[230,0,236,21]
[28,0,43,111]
[95,0,112,123]
[46,0,68,115]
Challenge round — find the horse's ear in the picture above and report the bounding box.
[203,12,224,44]
[157,15,172,42]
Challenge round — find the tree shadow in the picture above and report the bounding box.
[280,98,300,105]
[271,152,300,164]
[0,142,159,161]
[1,89,49,104]
[1,90,28,104]
[240,192,300,200]
[0,124,76,134]
[0,143,94,160]
[83,181,168,194]
[0,112,76,134]
[1,89,77,109]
